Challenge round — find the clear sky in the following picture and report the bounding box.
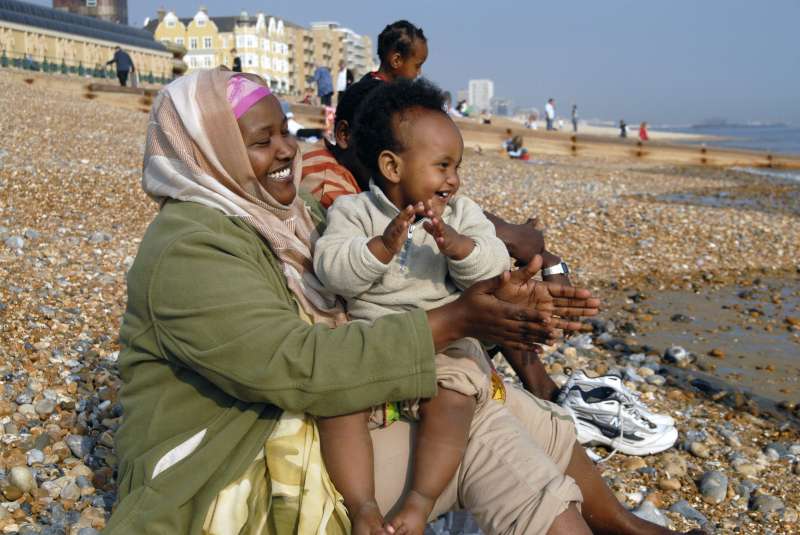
[32,0,800,125]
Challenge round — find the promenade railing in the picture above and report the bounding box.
[0,49,171,85]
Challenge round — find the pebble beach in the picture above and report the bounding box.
[1,70,800,534]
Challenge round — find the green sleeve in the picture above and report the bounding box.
[148,230,437,416]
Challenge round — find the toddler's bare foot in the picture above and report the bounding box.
[386,491,434,535]
[352,501,387,535]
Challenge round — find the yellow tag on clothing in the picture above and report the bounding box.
[491,371,506,402]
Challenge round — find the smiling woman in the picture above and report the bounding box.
[231,75,299,205]
[105,67,608,534]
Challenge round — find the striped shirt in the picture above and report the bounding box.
[300,143,362,209]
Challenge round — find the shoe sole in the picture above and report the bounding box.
[573,416,678,456]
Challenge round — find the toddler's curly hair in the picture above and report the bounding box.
[353,78,447,179]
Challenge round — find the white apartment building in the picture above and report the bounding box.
[468,79,494,113]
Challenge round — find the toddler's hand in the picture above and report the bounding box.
[368,204,425,264]
[423,214,474,260]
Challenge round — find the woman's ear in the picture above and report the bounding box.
[378,150,402,184]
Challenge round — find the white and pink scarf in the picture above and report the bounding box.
[142,68,347,327]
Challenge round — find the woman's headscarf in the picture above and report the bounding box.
[142,68,347,327]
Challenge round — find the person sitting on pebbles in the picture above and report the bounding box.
[105,68,704,535]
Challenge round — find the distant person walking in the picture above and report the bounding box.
[545,98,556,130]
[231,49,242,72]
[571,105,579,132]
[619,119,628,138]
[106,46,134,87]
[638,121,649,141]
[335,60,353,93]
[312,64,334,106]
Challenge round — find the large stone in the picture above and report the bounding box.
[623,457,647,471]
[632,500,670,528]
[750,494,785,514]
[699,470,728,504]
[60,482,81,501]
[34,398,57,418]
[9,466,37,493]
[4,236,24,250]
[689,441,710,458]
[663,345,691,367]
[669,499,708,526]
[661,453,688,478]
[66,434,95,458]
[658,478,681,491]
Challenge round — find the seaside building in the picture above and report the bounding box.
[52,0,128,26]
[310,21,373,79]
[492,97,512,116]
[146,9,291,93]
[468,79,494,113]
[0,0,172,81]
[144,8,375,96]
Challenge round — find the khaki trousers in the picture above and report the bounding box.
[371,385,583,535]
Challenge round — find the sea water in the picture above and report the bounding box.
[666,124,800,182]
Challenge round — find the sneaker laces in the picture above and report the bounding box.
[596,397,651,464]
[596,402,624,463]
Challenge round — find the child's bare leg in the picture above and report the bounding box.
[318,411,385,535]
[388,389,475,535]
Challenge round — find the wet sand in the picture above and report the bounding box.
[603,278,800,402]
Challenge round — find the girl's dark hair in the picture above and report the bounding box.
[353,78,446,178]
[377,20,427,62]
[334,76,383,126]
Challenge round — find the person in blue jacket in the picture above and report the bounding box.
[312,64,334,106]
[106,46,135,87]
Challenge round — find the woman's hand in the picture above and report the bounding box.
[493,255,600,332]
[427,265,555,352]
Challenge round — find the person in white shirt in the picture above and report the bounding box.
[336,60,348,92]
[545,98,556,130]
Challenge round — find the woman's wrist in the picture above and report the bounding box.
[541,250,561,268]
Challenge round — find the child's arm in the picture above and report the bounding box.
[424,197,511,290]
[313,198,421,298]
[366,204,418,264]
[313,197,389,298]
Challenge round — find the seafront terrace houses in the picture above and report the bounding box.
[146,8,375,96]
[147,9,293,94]
[0,0,172,82]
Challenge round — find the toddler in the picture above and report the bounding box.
[314,78,510,535]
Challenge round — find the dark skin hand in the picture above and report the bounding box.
[428,256,600,353]
[486,213,572,286]
[492,256,601,401]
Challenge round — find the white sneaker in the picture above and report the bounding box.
[561,385,678,456]
[559,370,675,427]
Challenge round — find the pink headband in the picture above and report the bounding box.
[227,75,272,119]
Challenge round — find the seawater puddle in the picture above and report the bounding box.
[653,191,760,209]
[606,277,800,401]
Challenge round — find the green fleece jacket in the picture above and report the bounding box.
[106,198,437,534]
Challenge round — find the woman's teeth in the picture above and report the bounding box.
[267,167,292,181]
[436,191,450,198]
